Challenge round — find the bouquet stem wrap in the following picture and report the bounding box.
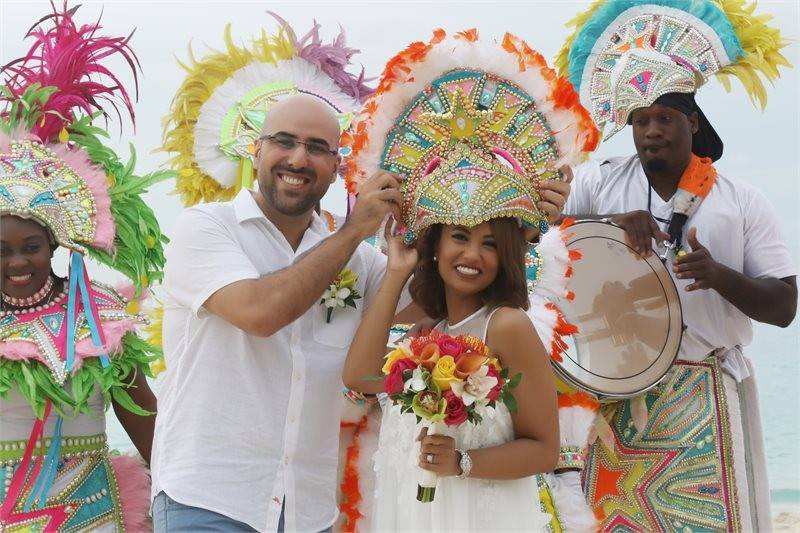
[417,421,440,502]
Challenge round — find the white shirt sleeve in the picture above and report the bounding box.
[164,208,260,317]
[741,187,797,280]
[565,159,605,216]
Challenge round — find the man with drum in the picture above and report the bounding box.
[557,1,796,530]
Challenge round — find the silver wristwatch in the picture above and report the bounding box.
[456,449,472,479]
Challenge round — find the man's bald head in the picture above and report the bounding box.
[253,93,342,220]
[261,93,341,149]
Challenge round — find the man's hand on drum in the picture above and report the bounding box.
[610,210,670,257]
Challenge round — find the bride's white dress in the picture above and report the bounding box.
[371,306,551,532]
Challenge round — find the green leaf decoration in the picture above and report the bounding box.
[0,332,160,418]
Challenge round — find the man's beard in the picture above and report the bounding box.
[644,158,668,173]
[263,179,321,216]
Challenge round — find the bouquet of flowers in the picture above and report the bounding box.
[381,329,522,501]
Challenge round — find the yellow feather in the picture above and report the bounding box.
[162,22,299,206]
[145,304,166,376]
[714,0,791,109]
[554,0,606,77]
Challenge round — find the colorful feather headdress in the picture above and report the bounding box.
[0,3,169,290]
[556,0,790,140]
[345,29,599,243]
[0,2,169,371]
[162,12,373,207]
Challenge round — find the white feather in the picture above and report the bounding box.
[194,57,362,187]
[545,471,599,533]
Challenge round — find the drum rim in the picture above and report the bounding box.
[550,220,684,400]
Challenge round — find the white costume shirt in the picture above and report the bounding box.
[565,155,796,361]
[151,190,388,532]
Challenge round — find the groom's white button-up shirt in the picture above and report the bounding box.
[151,190,387,532]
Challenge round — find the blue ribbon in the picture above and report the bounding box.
[65,253,109,371]
[23,415,63,511]
[64,253,81,372]
[75,256,110,368]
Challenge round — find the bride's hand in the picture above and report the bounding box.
[384,216,418,278]
[418,427,460,477]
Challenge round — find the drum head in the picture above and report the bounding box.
[553,221,683,399]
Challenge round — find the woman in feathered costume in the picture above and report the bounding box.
[0,4,169,530]
[341,28,598,531]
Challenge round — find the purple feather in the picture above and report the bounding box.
[268,11,374,102]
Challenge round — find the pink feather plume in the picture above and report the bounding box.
[1,1,140,142]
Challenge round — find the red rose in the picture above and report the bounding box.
[486,365,503,402]
[443,390,468,427]
[384,358,417,396]
[437,336,463,358]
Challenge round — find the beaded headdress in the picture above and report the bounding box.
[0,6,168,288]
[163,13,373,206]
[345,29,598,243]
[0,3,168,363]
[556,0,790,139]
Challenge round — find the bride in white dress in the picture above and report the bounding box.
[344,218,559,532]
[340,28,598,531]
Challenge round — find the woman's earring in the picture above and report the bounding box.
[433,255,438,262]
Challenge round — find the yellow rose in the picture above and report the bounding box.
[382,346,412,375]
[431,355,462,391]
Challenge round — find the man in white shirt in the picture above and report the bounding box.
[565,92,797,530]
[150,94,405,532]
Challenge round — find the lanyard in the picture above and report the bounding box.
[646,181,673,226]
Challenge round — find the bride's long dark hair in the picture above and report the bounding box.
[409,217,529,320]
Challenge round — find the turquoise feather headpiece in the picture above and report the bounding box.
[555,0,790,140]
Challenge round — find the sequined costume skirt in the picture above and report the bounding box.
[0,433,150,532]
[583,357,768,532]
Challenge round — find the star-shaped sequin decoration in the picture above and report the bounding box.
[419,88,495,150]
[587,436,682,531]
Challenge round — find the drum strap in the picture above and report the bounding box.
[646,154,717,254]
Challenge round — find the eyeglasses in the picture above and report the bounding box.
[260,134,337,157]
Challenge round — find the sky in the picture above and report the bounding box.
[1,0,799,492]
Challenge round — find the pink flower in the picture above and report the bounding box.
[437,336,463,358]
[384,358,417,396]
[486,365,503,402]
[443,390,468,427]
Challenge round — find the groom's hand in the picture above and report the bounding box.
[344,170,403,241]
[418,427,460,477]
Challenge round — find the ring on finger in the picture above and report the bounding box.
[426,453,435,464]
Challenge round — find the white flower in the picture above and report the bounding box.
[404,367,427,392]
[322,285,351,308]
[450,366,498,406]
[336,287,351,300]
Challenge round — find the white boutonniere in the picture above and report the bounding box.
[320,268,361,323]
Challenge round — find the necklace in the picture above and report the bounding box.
[2,276,54,307]
[0,283,67,316]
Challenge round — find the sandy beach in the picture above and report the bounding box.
[773,505,800,532]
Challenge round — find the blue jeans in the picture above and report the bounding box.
[152,492,257,532]
[152,492,332,532]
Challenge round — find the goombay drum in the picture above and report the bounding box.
[553,220,683,400]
